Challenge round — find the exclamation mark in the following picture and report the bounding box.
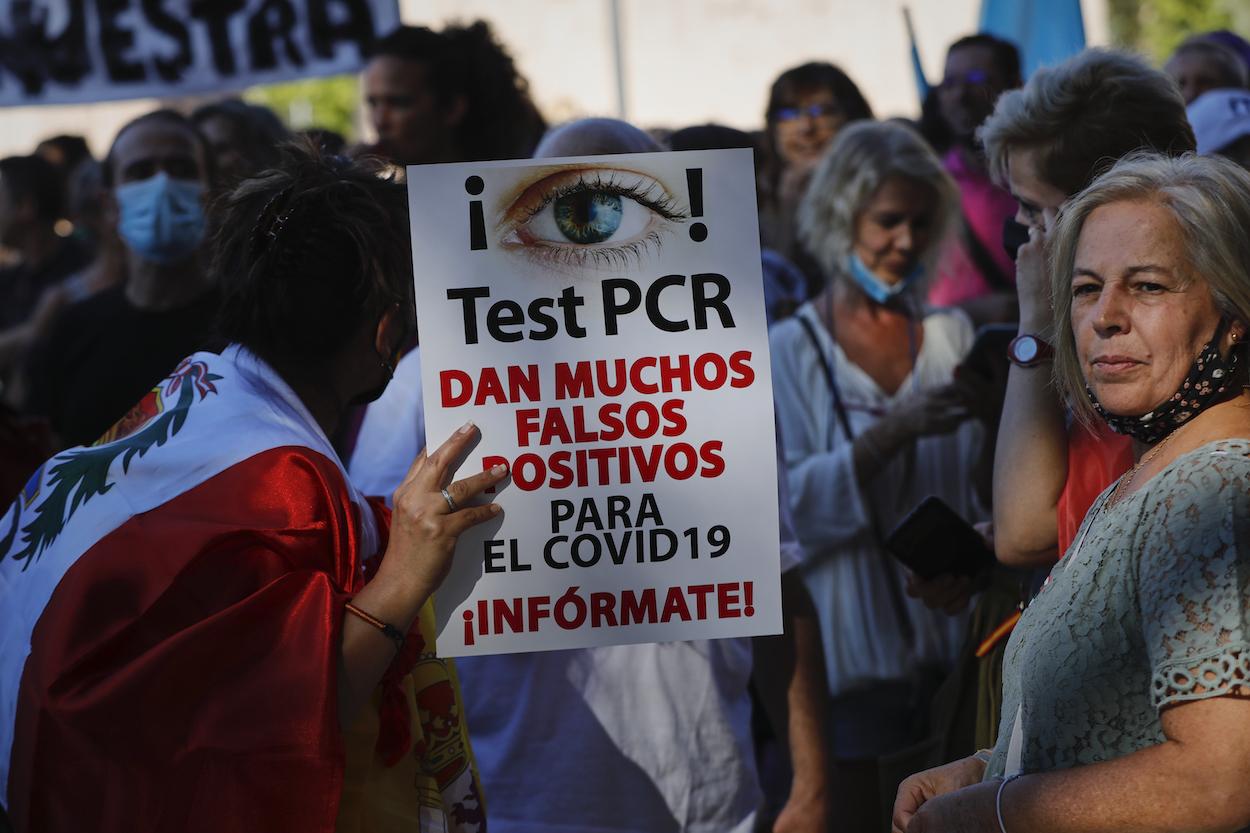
[466,175,487,251]
[743,581,754,617]
[463,609,476,646]
[686,168,707,242]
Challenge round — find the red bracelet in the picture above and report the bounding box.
[344,601,405,652]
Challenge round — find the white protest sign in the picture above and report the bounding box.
[409,149,782,657]
[0,0,398,107]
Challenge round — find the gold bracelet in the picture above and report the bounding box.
[344,601,405,652]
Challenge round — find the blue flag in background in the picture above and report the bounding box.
[980,0,1087,79]
[903,7,930,99]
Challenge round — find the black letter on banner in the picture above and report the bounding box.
[0,0,90,95]
[98,0,146,82]
[47,0,91,85]
[190,0,246,76]
[144,0,193,81]
[307,0,375,60]
[248,0,304,70]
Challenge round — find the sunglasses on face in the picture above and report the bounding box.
[774,102,842,123]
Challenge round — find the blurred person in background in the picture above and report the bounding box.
[33,135,91,179]
[926,34,1022,323]
[759,61,872,287]
[1206,29,1250,75]
[191,98,290,185]
[22,110,220,449]
[670,123,809,325]
[771,120,990,832]
[361,20,546,167]
[0,155,91,392]
[1188,87,1250,170]
[983,49,1197,571]
[1164,33,1249,104]
[351,117,832,833]
[33,135,93,231]
[0,158,124,409]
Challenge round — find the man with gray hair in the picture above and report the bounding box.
[982,49,1196,568]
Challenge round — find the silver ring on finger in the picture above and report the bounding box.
[441,487,458,513]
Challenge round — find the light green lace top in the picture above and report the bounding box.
[987,439,1250,777]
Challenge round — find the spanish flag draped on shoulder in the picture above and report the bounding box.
[0,346,484,833]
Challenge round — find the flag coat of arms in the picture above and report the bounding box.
[0,346,483,833]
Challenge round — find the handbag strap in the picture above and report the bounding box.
[794,306,917,645]
[796,311,855,446]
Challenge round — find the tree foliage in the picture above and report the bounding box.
[1108,0,1248,61]
[245,74,361,141]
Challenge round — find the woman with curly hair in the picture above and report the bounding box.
[362,20,547,166]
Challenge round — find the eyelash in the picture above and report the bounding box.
[510,171,686,269]
[522,173,684,221]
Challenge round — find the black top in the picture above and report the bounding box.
[0,237,91,330]
[24,285,222,447]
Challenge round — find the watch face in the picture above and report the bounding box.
[1015,336,1039,362]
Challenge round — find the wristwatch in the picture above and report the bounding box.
[1007,334,1054,368]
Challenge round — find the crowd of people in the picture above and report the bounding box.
[3,17,1250,833]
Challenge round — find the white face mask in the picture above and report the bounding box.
[115,172,206,264]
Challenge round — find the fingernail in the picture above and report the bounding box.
[490,503,502,514]
[459,421,475,434]
[491,463,507,475]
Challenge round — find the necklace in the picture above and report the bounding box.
[1105,422,1186,509]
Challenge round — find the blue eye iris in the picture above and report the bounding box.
[553,191,623,244]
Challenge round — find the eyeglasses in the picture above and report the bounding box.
[774,102,842,123]
[939,69,991,89]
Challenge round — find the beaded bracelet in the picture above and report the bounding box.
[345,602,406,652]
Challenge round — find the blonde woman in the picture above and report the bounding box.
[894,153,1250,832]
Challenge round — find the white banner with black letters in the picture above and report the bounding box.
[0,0,399,107]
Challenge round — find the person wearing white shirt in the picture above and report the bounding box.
[771,120,990,830]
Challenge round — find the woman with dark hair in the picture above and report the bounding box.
[363,20,547,166]
[760,61,873,265]
[191,98,291,184]
[0,143,501,833]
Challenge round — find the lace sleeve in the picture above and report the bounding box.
[1137,449,1250,711]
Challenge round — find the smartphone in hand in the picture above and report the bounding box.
[886,496,995,580]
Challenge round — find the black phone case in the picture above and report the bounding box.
[885,496,995,580]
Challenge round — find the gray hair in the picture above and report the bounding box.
[1048,152,1250,424]
[535,118,661,158]
[979,49,1194,196]
[796,120,958,295]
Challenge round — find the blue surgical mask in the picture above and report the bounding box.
[846,253,925,304]
[115,172,206,264]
